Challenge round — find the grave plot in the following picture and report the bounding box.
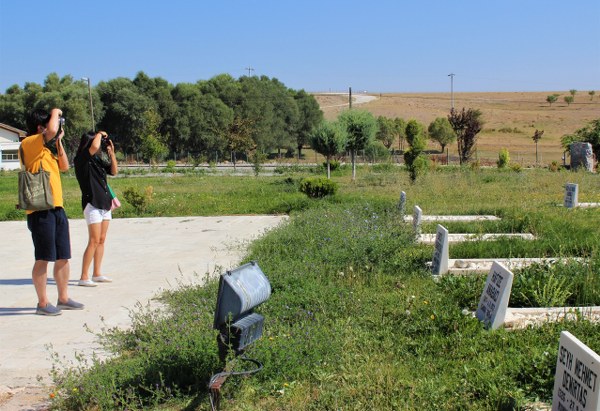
[430,224,571,276]
[418,217,535,246]
[473,263,600,331]
[399,192,500,222]
[563,183,600,209]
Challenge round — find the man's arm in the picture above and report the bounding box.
[44,108,62,143]
[56,131,69,171]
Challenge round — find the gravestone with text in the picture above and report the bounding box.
[552,331,599,411]
[475,262,514,330]
[413,205,422,236]
[431,224,449,276]
[564,183,579,209]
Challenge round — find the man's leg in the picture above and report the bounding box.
[54,259,70,304]
[32,260,50,306]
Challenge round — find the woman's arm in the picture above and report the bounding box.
[107,139,118,176]
[88,131,105,156]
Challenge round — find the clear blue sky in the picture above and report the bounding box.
[1,0,598,93]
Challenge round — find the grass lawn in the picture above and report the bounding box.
[2,165,600,410]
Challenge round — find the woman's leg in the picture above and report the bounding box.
[80,223,102,281]
[92,220,110,279]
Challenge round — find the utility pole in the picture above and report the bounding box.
[448,73,455,111]
[245,66,255,76]
[349,87,352,109]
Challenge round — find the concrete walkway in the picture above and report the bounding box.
[0,215,287,407]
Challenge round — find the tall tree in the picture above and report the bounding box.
[546,94,559,106]
[404,119,428,182]
[139,108,167,164]
[376,116,396,149]
[309,121,347,178]
[293,90,323,159]
[96,77,154,156]
[448,108,483,165]
[171,83,233,155]
[428,117,456,153]
[569,89,577,100]
[0,85,26,130]
[394,117,407,151]
[226,116,256,168]
[338,109,378,181]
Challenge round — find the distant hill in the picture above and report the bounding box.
[312,91,599,166]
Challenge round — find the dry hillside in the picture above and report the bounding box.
[313,91,599,166]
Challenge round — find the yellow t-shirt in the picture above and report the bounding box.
[19,133,64,211]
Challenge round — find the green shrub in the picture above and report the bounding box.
[164,160,176,173]
[299,177,338,198]
[323,159,341,171]
[497,148,510,168]
[122,186,153,214]
[365,140,391,162]
[510,163,523,172]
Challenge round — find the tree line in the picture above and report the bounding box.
[0,72,323,162]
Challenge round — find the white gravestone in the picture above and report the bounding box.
[431,224,450,275]
[413,205,422,236]
[475,262,514,330]
[564,183,579,209]
[399,191,406,215]
[552,331,600,411]
[431,224,449,276]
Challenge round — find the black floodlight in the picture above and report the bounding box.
[214,261,271,356]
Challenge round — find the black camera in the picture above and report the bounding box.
[57,116,65,134]
[100,135,111,151]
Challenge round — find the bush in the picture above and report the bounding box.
[549,161,560,172]
[497,148,510,168]
[365,140,391,162]
[299,177,338,198]
[323,159,341,171]
[510,163,522,172]
[164,160,176,173]
[122,186,153,214]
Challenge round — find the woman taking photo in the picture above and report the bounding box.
[74,131,118,286]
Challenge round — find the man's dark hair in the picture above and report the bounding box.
[25,108,50,136]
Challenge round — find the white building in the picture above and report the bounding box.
[0,123,26,170]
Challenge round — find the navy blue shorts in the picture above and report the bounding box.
[27,208,72,262]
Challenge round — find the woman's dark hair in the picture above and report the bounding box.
[76,131,96,157]
[25,108,50,135]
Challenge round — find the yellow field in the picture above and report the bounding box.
[313,91,599,166]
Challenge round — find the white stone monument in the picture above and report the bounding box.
[475,262,514,330]
[564,183,579,209]
[413,205,422,236]
[431,224,449,276]
[570,142,595,172]
[399,191,406,215]
[552,331,600,411]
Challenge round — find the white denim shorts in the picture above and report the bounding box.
[83,203,112,225]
